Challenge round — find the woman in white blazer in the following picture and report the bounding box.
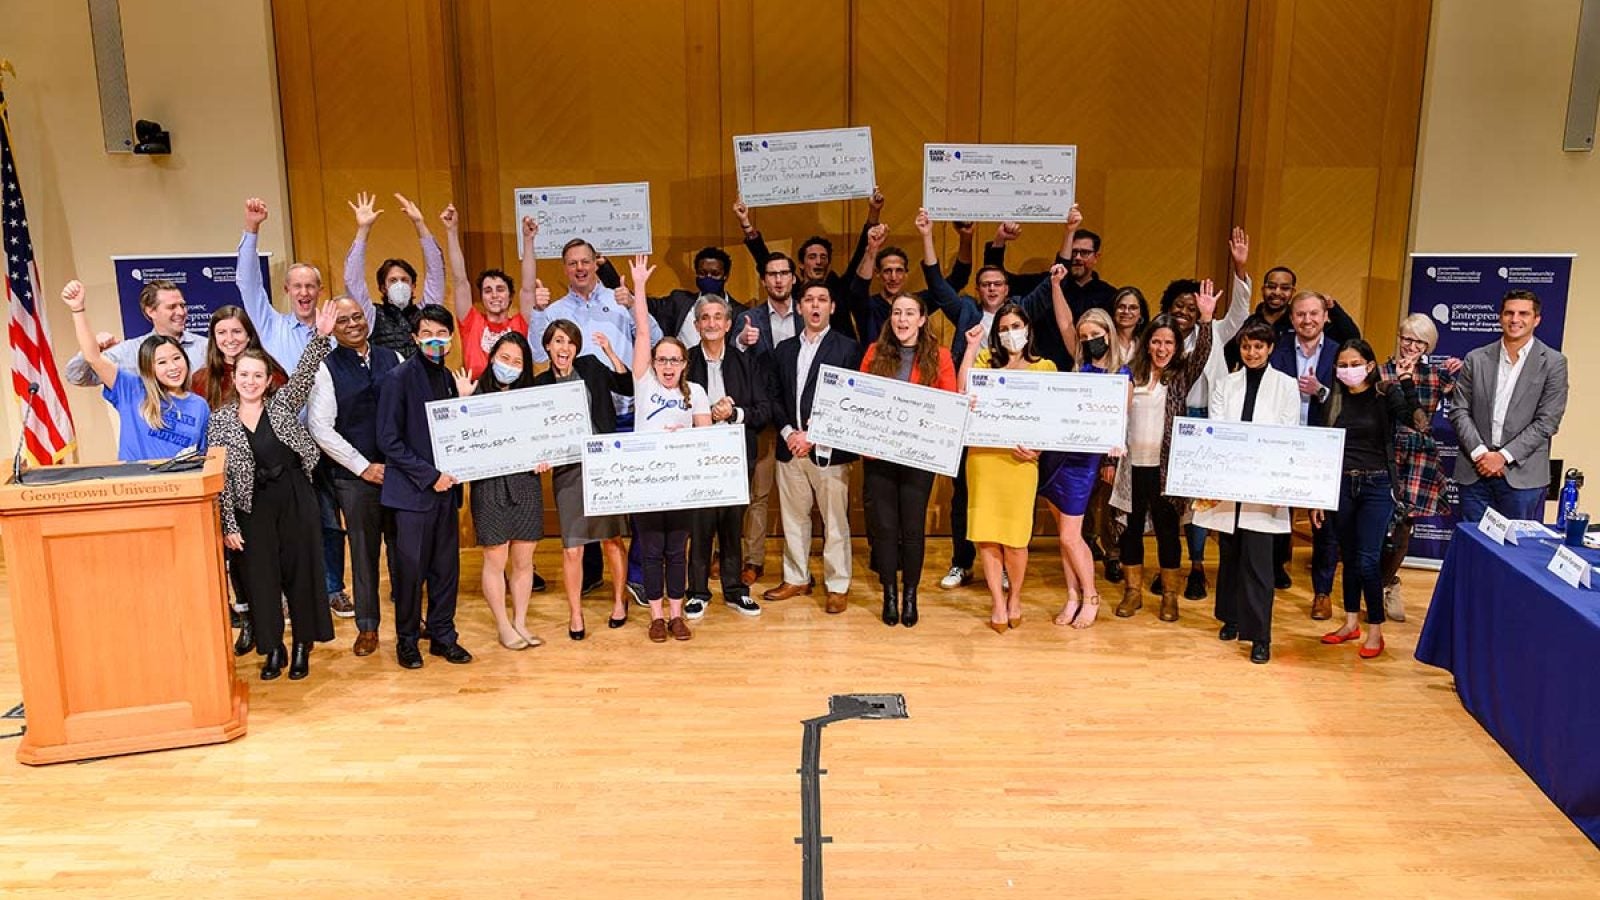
[1192,321,1300,664]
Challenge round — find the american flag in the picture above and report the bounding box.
[2,83,75,465]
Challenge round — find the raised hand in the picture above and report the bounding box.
[394,193,425,223]
[315,300,338,337]
[868,186,885,213]
[963,323,986,355]
[1393,354,1416,380]
[452,367,478,398]
[532,278,552,310]
[1195,277,1219,321]
[628,255,656,295]
[440,204,458,231]
[244,197,269,232]
[1229,226,1249,272]
[348,192,381,228]
[1065,204,1083,232]
[953,221,975,238]
[60,280,86,311]
[865,223,889,251]
[1049,263,1069,285]
[994,222,1022,244]
[521,215,538,242]
[592,332,612,356]
[1442,356,1463,375]
[914,208,933,237]
[733,200,752,230]
[96,333,120,351]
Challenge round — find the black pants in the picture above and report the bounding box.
[332,474,397,633]
[635,509,690,601]
[236,472,334,654]
[1120,465,1182,568]
[1216,527,1276,643]
[226,547,251,613]
[863,459,936,589]
[1273,517,1340,593]
[949,449,976,569]
[690,502,748,600]
[392,501,460,646]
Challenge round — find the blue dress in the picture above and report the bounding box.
[1039,363,1129,516]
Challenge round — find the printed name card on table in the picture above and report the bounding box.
[806,365,970,477]
[922,143,1077,223]
[1477,506,1513,544]
[733,128,876,207]
[1164,417,1345,511]
[963,369,1127,453]
[426,381,592,483]
[513,182,652,260]
[1546,545,1593,589]
[581,426,749,517]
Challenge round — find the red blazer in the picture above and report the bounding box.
[859,343,958,392]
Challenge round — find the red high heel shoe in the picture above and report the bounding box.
[1320,627,1363,645]
[1358,638,1386,659]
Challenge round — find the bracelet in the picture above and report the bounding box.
[68,306,85,314]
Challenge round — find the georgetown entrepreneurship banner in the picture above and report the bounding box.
[1404,252,1572,566]
[112,252,271,338]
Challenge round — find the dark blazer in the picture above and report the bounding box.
[1448,336,1569,489]
[687,342,776,468]
[1225,300,1361,370]
[1270,331,1340,426]
[734,300,800,359]
[377,354,461,513]
[531,355,634,437]
[772,329,863,466]
[742,222,873,340]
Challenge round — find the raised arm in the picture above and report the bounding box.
[276,302,337,414]
[343,192,380,327]
[628,255,658,376]
[957,323,986,391]
[1056,204,1083,264]
[1179,279,1218,386]
[59,281,121,388]
[1219,227,1252,339]
[840,188,885,281]
[916,209,965,325]
[516,216,547,322]
[946,221,975,291]
[237,198,282,330]
[440,204,473,322]
[395,193,445,307]
[733,199,771,269]
[1047,263,1079,360]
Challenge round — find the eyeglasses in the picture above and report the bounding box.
[654,357,686,366]
[1398,336,1428,347]
[1068,248,1096,258]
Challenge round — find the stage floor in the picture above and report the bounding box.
[1,539,1595,897]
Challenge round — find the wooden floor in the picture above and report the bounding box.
[0,538,1596,897]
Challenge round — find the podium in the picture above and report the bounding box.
[0,450,247,764]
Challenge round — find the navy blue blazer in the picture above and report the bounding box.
[772,329,862,466]
[733,300,801,359]
[1269,332,1339,426]
[376,354,462,513]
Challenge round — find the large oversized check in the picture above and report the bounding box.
[732,127,876,207]
[964,369,1127,452]
[806,365,969,476]
[426,382,592,483]
[1164,417,1345,510]
[922,143,1077,222]
[581,426,749,516]
[513,182,652,259]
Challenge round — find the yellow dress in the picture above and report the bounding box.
[966,353,1058,547]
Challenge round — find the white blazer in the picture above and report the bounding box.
[1191,365,1301,535]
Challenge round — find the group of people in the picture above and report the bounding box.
[56,188,1568,678]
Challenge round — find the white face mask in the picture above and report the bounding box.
[999,327,1029,354]
[386,281,413,308]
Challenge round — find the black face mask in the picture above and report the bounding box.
[1082,335,1109,362]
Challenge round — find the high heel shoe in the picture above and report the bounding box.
[607,608,627,629]
[260,644,287,681]
[569,619,587,641]
[288,642,311,680]
[1358,637,1386,659]
[233,619,255,657]
[987,620,1008,635]
[900,581,919,628]
[880,583,899,627]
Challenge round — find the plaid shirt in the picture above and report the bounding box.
[1379,357,1455,517]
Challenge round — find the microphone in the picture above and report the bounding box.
[12,382,39,485]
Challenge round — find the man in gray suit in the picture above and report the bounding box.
[1448,289,1569,522]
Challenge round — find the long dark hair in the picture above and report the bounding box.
[867,294,940,385]
[1129,314,1186,386]
[203,305,285,409]
[475,332,537,395]
[984,301,1040,368]
[540,319,584,373]
[1324,338,1380,427]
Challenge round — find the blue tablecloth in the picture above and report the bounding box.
[1416,523,1600,847]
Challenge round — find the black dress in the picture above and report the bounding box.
[238,412,335,653]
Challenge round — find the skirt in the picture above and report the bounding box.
[1039,451,1102,517]
[470,472,545,546]
[552,463,628,548]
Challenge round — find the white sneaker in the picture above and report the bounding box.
[1383,582,1406,623]
[939,566,972,589]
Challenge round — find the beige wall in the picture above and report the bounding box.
[0,0,290,462]
[1413,0,1593,479]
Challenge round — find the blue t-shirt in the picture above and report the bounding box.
[103,374,210,461]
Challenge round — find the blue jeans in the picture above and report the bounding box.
[1333,471,1395,625]
[316,477,346,594]
[1459,478,1547,523]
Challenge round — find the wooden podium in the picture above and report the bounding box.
[0,450,247,764]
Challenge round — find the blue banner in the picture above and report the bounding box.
[111,252,270,338]
[1405,253,1572,565]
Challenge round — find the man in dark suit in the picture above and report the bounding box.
[762,281,863,614]
[1449,289,1569,522]
[683,295,777,620]
[733,193,883,341]
[376,305,472,669]
[1269,290,1348,619]
[731,252,800,582]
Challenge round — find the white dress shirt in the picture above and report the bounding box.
[1472,339,1531,464]
[782,327,829,440]
[307,350,373,477]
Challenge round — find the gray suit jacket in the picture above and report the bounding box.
[1447,336,1568,489]
[734,300,800,359]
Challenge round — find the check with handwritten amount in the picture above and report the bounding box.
[806,366,969,476]
[426,382,591,483]
[733,127,876,207]
[581,426,749,516]
[922,143,1077,222]
[964,369,1127,452]
[513,182,652,259]
[1164,417,1345,510]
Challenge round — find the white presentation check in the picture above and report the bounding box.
[581,426,749,516]
[513,182,652,260]
[1164,417,1345,511]
[732,127,876,207]
[922,143,1077,222]
[964,369,1127,452]
[426,382,592,483]
[806,365,969,477]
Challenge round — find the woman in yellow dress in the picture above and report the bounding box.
[959,302,1057,634]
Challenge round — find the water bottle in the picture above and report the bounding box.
[1556,467,1583,529]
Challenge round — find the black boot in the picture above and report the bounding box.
[233,618,255,657]
[288,642,311,681]
[881,582,899,626]
[260,645,287,681]
[900,578,920,628]
[1105,559,1124,584]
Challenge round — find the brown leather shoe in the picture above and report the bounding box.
[1311,593,1333,620]
[740,564,763,586]
[668,616,693,641]
[648,618,669,643]
[825,592,848,614]
[352,631,379,657]
[763,580,813,602]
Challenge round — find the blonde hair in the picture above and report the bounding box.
[1399,313,1438,353]
[1078,308,1128,372]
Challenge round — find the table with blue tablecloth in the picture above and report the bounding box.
[1416,523,1600,847]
